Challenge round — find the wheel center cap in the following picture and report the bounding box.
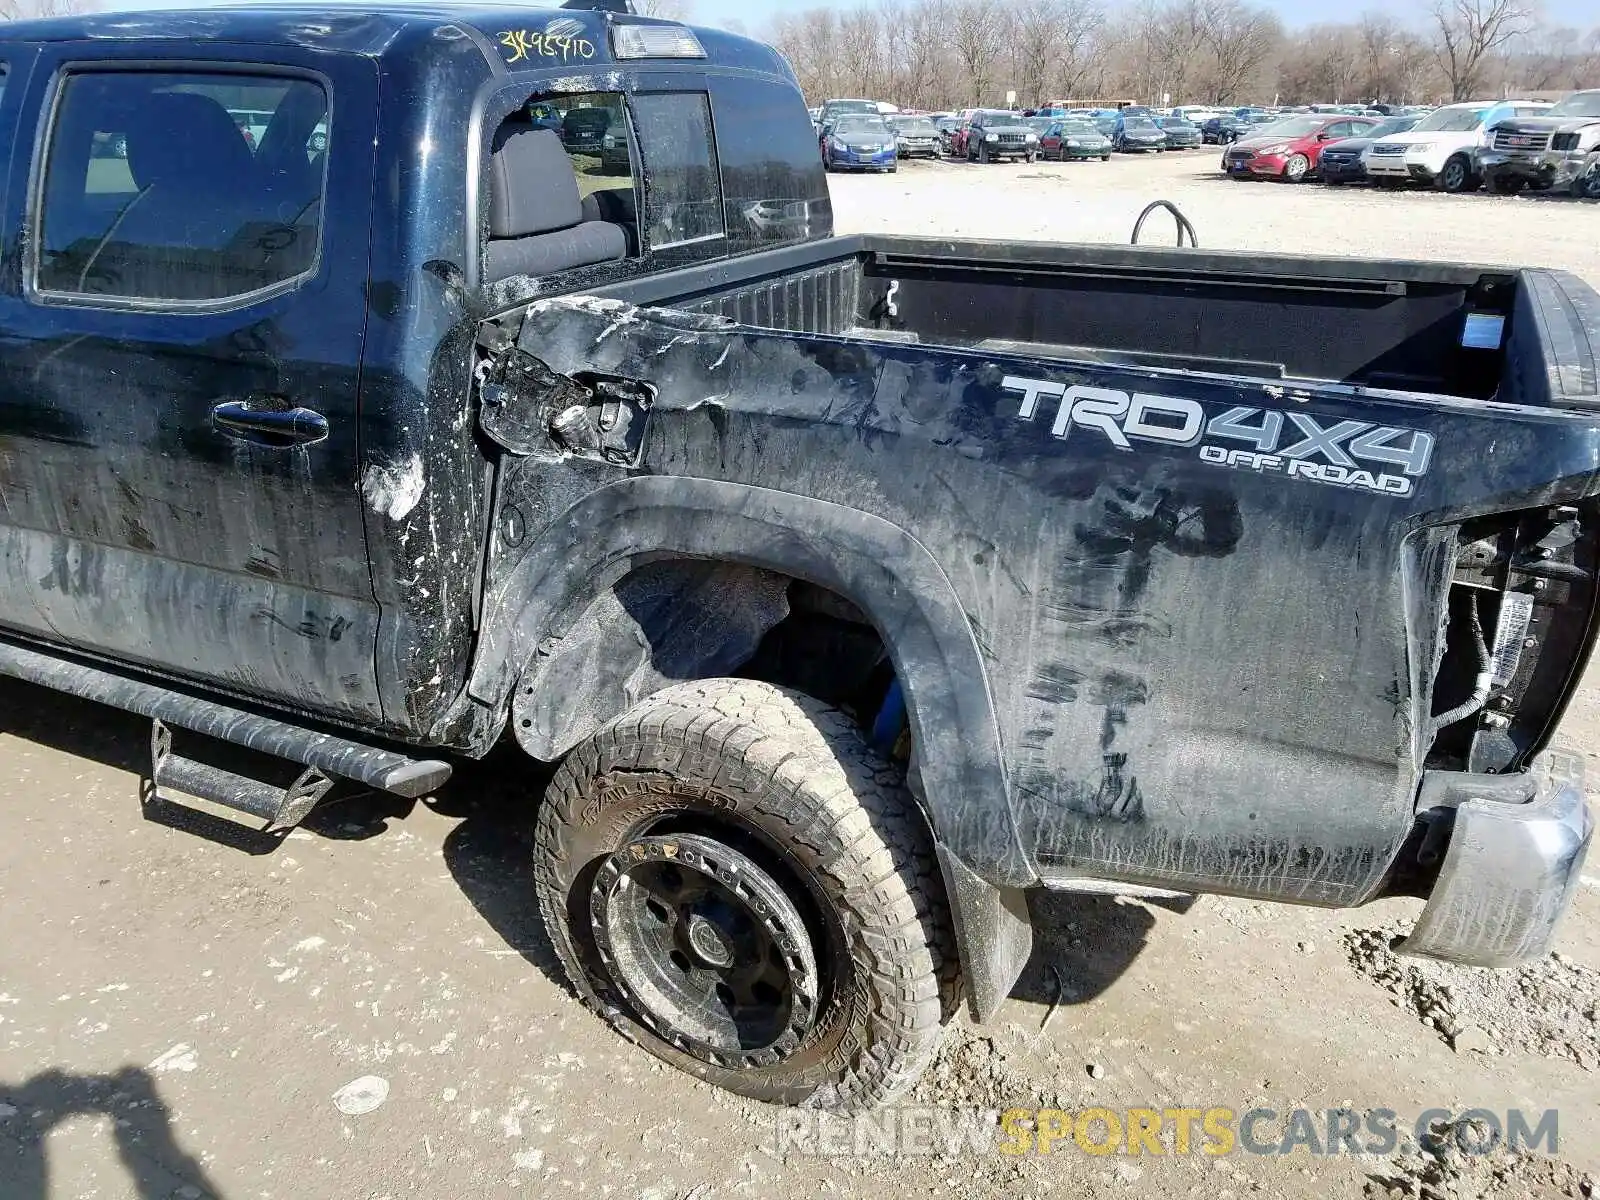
[685,914,734,968]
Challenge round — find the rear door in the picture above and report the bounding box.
[0,43,384,723]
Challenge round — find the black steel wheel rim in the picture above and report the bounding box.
[590,833,819,1069]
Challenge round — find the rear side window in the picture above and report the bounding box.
[35,71,328,305]
[632,92,723,249]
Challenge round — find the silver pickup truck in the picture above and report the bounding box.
[1480,88,1600,198]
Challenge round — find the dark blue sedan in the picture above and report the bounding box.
[821,115,898,173]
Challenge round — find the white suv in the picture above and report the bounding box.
[1362,100,1552,192]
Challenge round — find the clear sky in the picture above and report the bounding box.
[95,0,1596,32]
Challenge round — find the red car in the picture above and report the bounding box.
[1221,114,1379,182]
[946,108,979,158]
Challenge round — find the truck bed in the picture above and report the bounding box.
[477,234,1600,912]
[589,234,1597,408]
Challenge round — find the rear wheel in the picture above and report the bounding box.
[1283,153,1309,182]
[534,679,954,1112]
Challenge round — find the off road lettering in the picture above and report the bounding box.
[1002,376,1432,497]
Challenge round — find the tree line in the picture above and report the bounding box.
[760,0,1600,110]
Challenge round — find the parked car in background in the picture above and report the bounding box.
[1479,89,1600,197]
[1222,113,1378,182]
[964,109,1039,162]
[818,97,880,128]
[948,108,982,158]
[934,115,961,154]
[888,114,942,158]
[1362,99,1552,192]
[1154,115,1202,149]
[1037,117,1112,160]
[1113,111,1167,152]
[527,100,563,134]
[1202,113,1247,143]
[821,114,898,173]
[560,104,612,155]
[1171,105,1222,125]
[1318,113,1423,185]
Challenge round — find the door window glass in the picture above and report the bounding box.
[36,71,328,304]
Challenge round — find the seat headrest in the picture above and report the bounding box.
[488,124,583,238]
[127,92,254,192]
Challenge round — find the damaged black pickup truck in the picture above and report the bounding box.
[0,2,1594,1111]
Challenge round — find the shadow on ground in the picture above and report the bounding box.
[0,1068,222,1199]
[0,673,1192,1018]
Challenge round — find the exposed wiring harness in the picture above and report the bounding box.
[1131,200,1199,248]
[1430,591,1494,738]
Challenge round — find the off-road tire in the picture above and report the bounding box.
[533,678,956,1112]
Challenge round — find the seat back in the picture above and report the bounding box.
[484,123,626,281]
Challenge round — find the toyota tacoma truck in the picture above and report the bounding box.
[0,2,1594,1113]
[1480,88,1600,198]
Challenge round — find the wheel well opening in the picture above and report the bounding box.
[736,579,904,756]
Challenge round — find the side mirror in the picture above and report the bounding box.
[1317,132,1332,141]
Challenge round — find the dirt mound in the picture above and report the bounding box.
[1364,1116,1594,1200]
[1344,929,1600,1069]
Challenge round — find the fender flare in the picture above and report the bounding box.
[468,476,1036,1017]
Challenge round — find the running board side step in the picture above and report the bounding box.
[150,719,334,829]
[0,635,452,800]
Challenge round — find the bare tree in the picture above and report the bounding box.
[1198,0,1281,103]
[1009,0,1065,107]
[1430,0,1539,100]
[760,0,1597,112]
[0,0,93,16]
[632,0,695,19]
[836,6,886,100]
[1278,23,1362,103]
[949,0,1006,104]
[1053,0,1108,99]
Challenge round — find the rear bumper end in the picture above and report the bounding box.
[1400,750,1592,967]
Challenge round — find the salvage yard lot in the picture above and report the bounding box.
[2,149,1599,1200]
[829,149,1600,289]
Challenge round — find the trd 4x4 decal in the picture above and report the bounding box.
[1002,377,1434,497]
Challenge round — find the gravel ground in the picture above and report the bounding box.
[3,152,1600,1200]
[1343,929,1600,1071]
[828,150,1600,288]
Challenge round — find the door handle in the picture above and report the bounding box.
[211,398,329,447]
